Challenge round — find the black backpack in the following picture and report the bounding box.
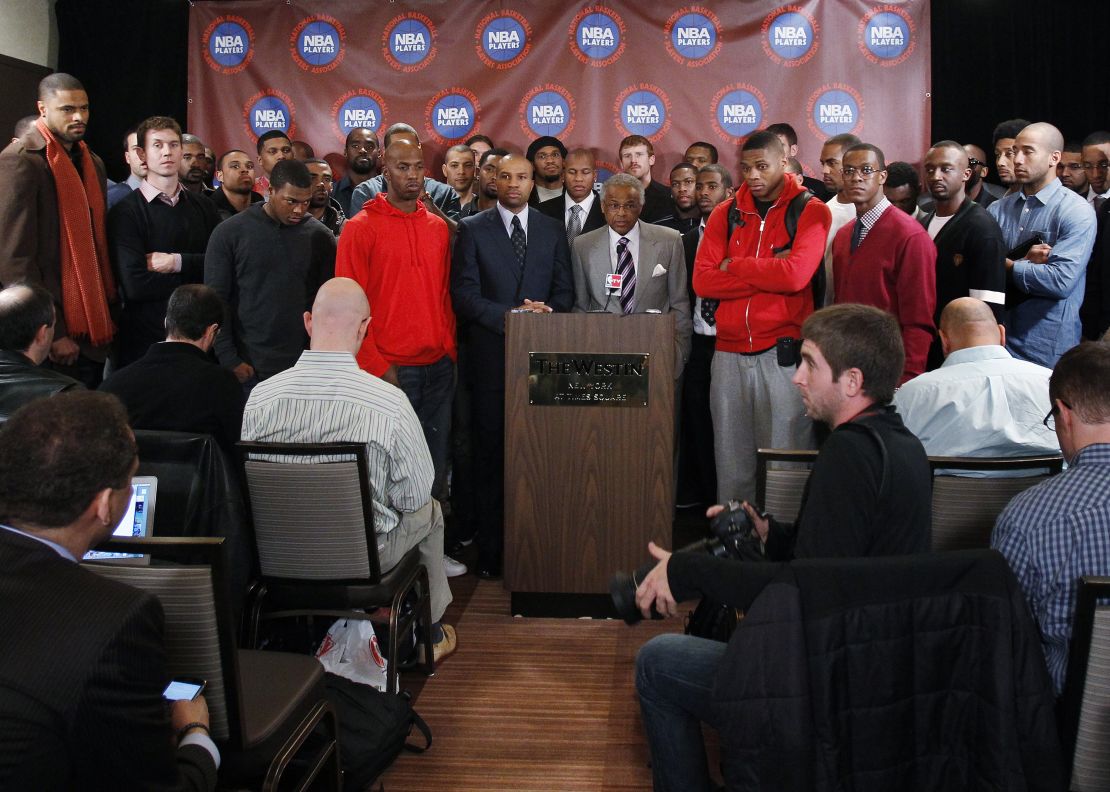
[323,673,432,789]
[726,189,826,309]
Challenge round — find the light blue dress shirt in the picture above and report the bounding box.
[987,178,1096,368]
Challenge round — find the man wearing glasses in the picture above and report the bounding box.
[1057,142,1090,196]
[1079,131,1110,210]
[831,143,937,382]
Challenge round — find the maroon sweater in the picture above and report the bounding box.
[832,207,936,381]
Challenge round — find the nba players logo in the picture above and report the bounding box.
[425,88,480,146]
[569,6,626,67]
[594,160,619,192]
[761,6,819,67]
[859,6,915,66]
[711,85,766,144]
[291,16,345,73]
[476,11,532,70]
[519,85,576,139]
[244,91,295,140]
[613,84,671,140]
[807,84,864,139]
[382,12,437,72]
[203,16,254,75]
[665,7,721,67]
[332,90,388,142]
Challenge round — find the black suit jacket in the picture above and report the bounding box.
[536,191,606,237]
[682,225,702,309]
[450,207,573,390]
[0,529,217,791]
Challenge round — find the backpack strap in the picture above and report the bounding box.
[404,710,433,753]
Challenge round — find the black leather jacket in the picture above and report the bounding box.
[0,350,82,419]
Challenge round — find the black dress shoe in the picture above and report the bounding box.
[475,564,502,580]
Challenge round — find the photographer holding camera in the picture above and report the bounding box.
[632,304,931,792]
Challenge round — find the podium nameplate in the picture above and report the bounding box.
[528,352,649,407]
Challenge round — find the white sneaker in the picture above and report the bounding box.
[444,555,467,577]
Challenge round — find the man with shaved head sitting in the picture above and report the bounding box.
[241,277,457,663]
[894,297,1059,464]
[0,283,82,419]
[987,122,1097,368]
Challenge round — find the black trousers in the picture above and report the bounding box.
[470,385,506,567]
[678,333,717,505]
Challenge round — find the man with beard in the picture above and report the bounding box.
[1058,142,1089,196]
[963,143,1002,208]
[1080,131,1110,210]
[442,144,476,213]
[334,127,379,218]
[992,118,1030,198]
[537,148,606,241]
[526,135,566,205]
[305,158,346,236]
[619,135,673,224]
[179,134,208,194]
[462,147,508,218]
[205,149,263,221]
[662,162,700,234]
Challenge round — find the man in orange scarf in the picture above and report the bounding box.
[0,73,117,388]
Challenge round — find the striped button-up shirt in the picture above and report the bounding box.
[241,351,434,536]
[991,443,1110,694]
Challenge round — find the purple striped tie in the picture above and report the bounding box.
[617,236,635,314]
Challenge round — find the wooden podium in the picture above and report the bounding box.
[503,312,675,610]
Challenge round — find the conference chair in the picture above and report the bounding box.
[237,441,435,694]
[928,455,1064,552]
[84,536,340,791]
[754,449,818,524]
[1059,576,1110,792]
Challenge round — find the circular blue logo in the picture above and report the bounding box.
[594,164,616,192]
[576,12,620,61]
[620,90,666,137]
[389,18,432,65]
[208,21,250,68]
[768,11,814,61]
[249,95,292,137]
[525,91,570,137]
[715,90,763,138]
[431,94,476,140]
[481,16,527,63]
[296,20,341,67]
[670,12,717,60]
[337,96,383,135]
[864,11,910,60]
[812,89,859,136]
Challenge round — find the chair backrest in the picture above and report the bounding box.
[755,449,817,525]
[928,456,1064,553]
[1060,577,1110,792]
[237,442,378,582]
[83,537,243,746]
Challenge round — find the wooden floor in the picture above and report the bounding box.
[379,578,681,791]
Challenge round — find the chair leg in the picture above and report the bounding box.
[246,583,267,649]
[386,585,406,695]
[417,564,435,678]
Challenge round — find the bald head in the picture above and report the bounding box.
[0,283,55,363]
[305,278,371,354]
[1019,122,1065,153]
[938,297,1004,356]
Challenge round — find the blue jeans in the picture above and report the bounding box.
[635,633,726,792]
[396,356,455,502]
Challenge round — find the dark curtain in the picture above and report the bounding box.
[55,0,1110,182]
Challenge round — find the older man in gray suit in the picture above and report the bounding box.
[571,173,692,377]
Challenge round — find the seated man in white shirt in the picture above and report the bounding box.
[241,278,457,662]
[894,297,1060,470]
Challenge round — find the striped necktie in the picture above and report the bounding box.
[617,236,636,314]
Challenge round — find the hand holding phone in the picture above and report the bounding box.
[163,678,206,701]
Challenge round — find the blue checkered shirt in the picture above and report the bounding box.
[991,443,1110,695]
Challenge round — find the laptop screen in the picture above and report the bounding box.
[83,476,157,562]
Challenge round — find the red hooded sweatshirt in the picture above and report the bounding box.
[336,194,456,374]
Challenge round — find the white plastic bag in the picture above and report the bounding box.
[315,618,388,691]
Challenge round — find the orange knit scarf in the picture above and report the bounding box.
[36,118,116,347]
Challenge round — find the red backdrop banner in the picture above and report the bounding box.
[187,1,930,179]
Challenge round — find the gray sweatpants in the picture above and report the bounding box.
[378,499,452,623]
[710,348,814,503]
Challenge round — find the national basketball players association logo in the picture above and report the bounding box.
[594,160,619,192]
[332,90,387,143]
[761,6,819,67]
[519,85,576,139]
[613,84,671,140]
[382,12,437,73]
[569,6,626,67]
[425,88,480,146]
[711,84,766,144]
[290,15,345,73]
[476,11,532,70]
[203,15,254,75]
[244,90,295,141]
[858,6,915,66]
[807,84,864,139]
[664,7,721,67]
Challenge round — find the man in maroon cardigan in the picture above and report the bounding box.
[832,144,936,382]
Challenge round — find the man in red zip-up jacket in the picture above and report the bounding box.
[693,131,832,503]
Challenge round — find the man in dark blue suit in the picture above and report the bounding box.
[451,154,573,578]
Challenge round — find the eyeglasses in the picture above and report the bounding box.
[1059,163,1085,171]
[1042,399,1070,430]
[534,151,563,161]
[967,157,983,168]
[1082,161,1110,171]
[841,165,885,179]
[603,201,641,213]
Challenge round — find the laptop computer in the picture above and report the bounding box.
[83,476,158,564]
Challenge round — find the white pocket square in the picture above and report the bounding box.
[651,264,668,278]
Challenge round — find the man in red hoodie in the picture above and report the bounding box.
[693,131,831,503]
[336,140,462,574]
